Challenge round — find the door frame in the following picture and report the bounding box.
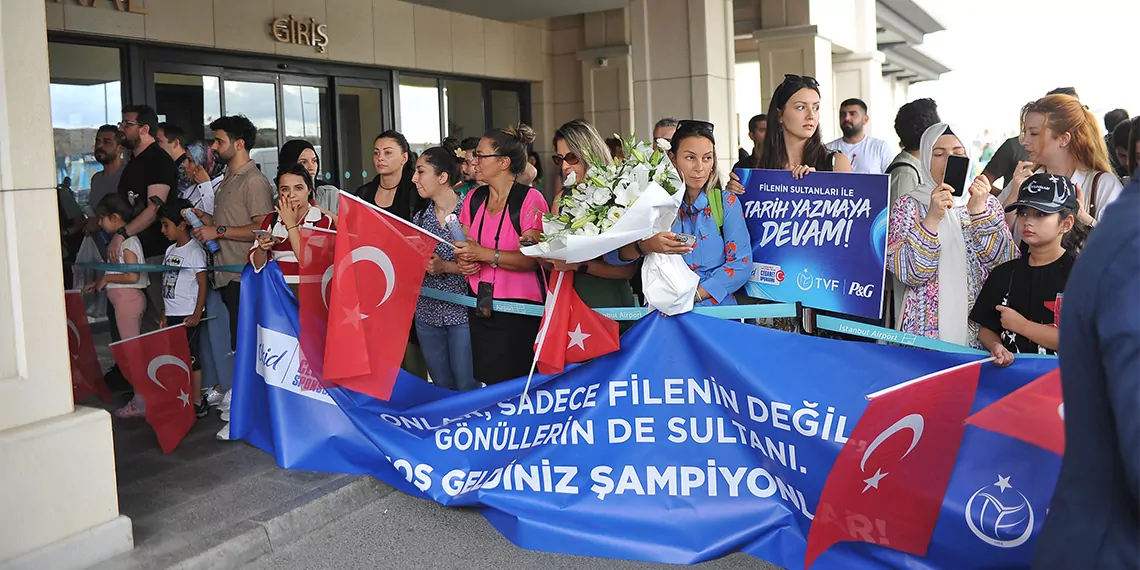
[332,77,394,190]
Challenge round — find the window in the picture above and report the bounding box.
[398,75,442,154]
[48,42,122,206]
[490,89,521,129]
[224,79,278,183]
[282,83,329,179]
[443,80,483,141]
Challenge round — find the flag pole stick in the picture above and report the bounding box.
[107,316,216,347]
[338,190,455,249]
[520,270,566,403]
[865,356,995,400]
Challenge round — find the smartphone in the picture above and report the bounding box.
[674,233,697,247]
[251,229,272,238]
[944,155,970,197]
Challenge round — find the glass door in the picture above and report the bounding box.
[334,78,393,192]
[281,75,334,183]
[221,71,278,183]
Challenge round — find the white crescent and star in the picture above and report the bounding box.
[147,355,191,392]
[1057,403,1064,421]
[567,323,590,351]
[324,246,397,314]
[859,413,924,493]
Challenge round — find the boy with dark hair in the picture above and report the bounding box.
[732,113,768,171]
[157,198,209,418]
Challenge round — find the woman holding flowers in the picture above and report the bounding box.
[606,120,752,306]
[547,120,637,312]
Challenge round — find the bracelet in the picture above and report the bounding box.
[287,224,300,231]
[634,241,646,256]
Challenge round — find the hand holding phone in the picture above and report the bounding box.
[944,154,970,197]
[674,233,697,247]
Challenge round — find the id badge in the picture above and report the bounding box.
[476,281,494,319]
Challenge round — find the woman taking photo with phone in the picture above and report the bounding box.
[546,120,637,314]
[887,122,1016,348]
[249,163,335,289]
[606,120,751,306]
[454,124,549,385]
[1004,94,1122,227]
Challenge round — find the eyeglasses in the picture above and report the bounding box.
[782,74,819,89]
[471,152,505,161]
[552,152,580,167]
[118,120,141,127]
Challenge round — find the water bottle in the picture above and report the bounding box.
[181,208,221,253]
[445,214,466,243]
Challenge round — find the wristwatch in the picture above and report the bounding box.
[577,263,590,275]
[216,226,227,238]
[116,227,129,239]
[491,249,500,268]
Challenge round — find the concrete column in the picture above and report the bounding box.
[630,0,737,173]
[0,1,130,569]
[580,8,634,137]
[832,51,888,137]
[754,27,836,141]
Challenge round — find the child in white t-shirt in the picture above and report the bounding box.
[157,198,209,418]
[90,194,153,419]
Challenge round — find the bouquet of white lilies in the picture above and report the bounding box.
[521,134,684,264]
[522,134,700,315]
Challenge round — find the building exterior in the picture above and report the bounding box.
[1,1,945,568]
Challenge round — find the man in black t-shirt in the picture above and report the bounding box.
[111,104,179,327]
[971,173,1078,361]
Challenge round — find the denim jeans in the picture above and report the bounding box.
[414,320,477,392]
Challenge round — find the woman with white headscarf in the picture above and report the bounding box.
[886,123,1017,348]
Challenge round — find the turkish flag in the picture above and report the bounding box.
[323,193,434,400]
[805,359,984,567]
[64,291,111,403]
[109,325,196,453]
[966,367,1064,455]
[296,227,337,391]
[535,271,621,375]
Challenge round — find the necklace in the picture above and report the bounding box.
[378,179,400,191]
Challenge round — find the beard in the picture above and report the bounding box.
[840,123,862,138]
[93,149,113,164]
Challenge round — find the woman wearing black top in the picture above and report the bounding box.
[971,172,1086,365]
[355,130,428,222]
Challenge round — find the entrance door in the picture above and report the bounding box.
[334,78,393,192]
[281,75,333,183]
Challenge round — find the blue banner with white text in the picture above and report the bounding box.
[232,264,1060,569]
[734,169,889,320]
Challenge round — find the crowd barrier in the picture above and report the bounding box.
[74,261,1058,360]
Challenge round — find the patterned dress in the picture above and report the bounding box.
[886,194,1017,348]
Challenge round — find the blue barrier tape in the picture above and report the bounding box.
[418,287,799,321]
[814,315,1058,360]
[75,261,247,273]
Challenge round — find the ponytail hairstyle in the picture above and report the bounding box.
[1024,95,1114,174]
[1058,207,1090,253]
[669,120,722,193]
[759,74,830,170]
[420,143,462,187]
[484,123,536,175]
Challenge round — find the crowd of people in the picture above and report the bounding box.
[62,76,1138,432]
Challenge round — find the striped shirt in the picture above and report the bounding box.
[248,205,334,283]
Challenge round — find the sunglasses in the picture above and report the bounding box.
[552,152,580,167]
[782,74,819,89]
[676,120,715,134]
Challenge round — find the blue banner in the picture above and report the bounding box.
[232,264,1060,569]
[733,169,889,320]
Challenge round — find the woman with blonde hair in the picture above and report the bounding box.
[1005,94,1122,226]
[545,120,637,312]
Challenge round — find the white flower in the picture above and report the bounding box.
[614,179,637,207]
[580,222,600,237]
[588,186,612,207]
[563,170,577,187]
[605,207,625,226]
[599,218,616,232]
[655,138,671,151]
[544,217,566,234]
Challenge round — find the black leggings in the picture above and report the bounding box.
[220,281,241,351]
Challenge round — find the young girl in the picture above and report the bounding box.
[88,193,150,418]
[971,173,1082,365]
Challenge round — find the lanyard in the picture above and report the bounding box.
[477,196,509,283]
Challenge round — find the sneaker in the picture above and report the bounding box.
[220,408,230,422]
[114,400,146,419]
[195,399,210,419]
[218,390,232,413]
[216,423,231,441]
[203,387,226,408]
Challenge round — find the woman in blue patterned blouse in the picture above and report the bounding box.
[410,143,477,391]
[606,121,752,306]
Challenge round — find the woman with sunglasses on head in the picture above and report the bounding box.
[355,130,428,223]
[545,120,637,316]
[249,163,336,292]
[454,124,550,385]
[606,120,751,307]
[1004,94,1122,228]
[887,123,1016,348]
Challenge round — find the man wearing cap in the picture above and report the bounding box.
[970,173,1080,365]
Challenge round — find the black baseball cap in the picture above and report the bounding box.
[1005,172,1079,214]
